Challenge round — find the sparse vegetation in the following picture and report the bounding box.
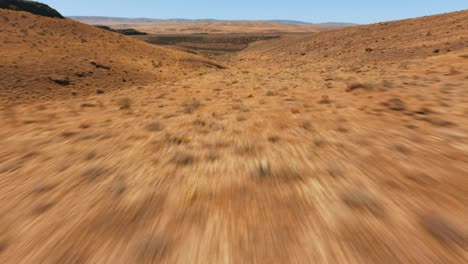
[172,152,195,166]
[346,82,372,92]
[420,213,466,246]
[382,98,406,111]
[1,6,468,264]
[117,97,131,109]
[81,166,107,181]
[145,122,163,132]
[183,99,201,114]
[341,187,382,215]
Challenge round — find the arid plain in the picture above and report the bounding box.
[1,6,468,264]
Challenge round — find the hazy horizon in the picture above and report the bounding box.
[40,0,467,24]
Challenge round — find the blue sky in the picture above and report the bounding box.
[41,0,467,24]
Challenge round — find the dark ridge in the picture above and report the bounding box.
[95,25,148,36]
[0,0,63,18]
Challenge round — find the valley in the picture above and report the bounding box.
[1,5,468,264]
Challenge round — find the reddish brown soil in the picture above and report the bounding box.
[0,8,467,264]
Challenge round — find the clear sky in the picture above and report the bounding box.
[41,0,467,24]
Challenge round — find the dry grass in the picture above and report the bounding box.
[1,8,468,264]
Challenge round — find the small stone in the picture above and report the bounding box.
[49,77,71,86]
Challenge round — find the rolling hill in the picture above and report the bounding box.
[1,6,467,264]
[0,9,220,103]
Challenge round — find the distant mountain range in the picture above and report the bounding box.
[69,16,357,26]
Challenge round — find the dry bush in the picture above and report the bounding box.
[31,202,55,215]
[382,98,406,111]
[167,134,190,145]
[236,142,260,155]
[80,103,97,108]
[192,119,206,127]
[313,137,326,147]
[268,135,280,143]
[265,90,278,96]
[302,121,313,130]
[341,187,383,215]
[237,116,247,122]
[117,97,131,110]
[109,177,127,198]
[253,160,304,183]
[205,151,220,162]
[81,166,108,182]
[172,152,195,166]
[183,99,201,114]
[420,213,466,246]
[145,122,163,132]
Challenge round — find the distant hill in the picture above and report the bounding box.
[318,22,358,26]
[266,20,357,26]
[69,16,356,26]
[0,0,63,18]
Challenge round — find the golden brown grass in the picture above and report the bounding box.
[0,8,468,264]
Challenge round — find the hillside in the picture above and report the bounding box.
[0,9,220,104]
[239,10,468,65]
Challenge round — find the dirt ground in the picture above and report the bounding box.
[1,8,468,264]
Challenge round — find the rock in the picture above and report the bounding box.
[0,0,64,18]
[256,159,271,178]
[346,82,372,92]
[318,95,332,104]
[75,71,93,78]
[382,98,406,111]
[80,103,97,108]
[49,77,71,86]
[89,60,111,70]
